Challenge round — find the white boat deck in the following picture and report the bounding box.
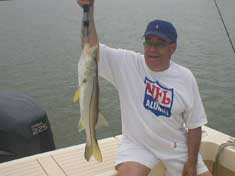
[0,136,120,176]
[0,126,235,176]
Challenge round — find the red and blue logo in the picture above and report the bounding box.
[143,77,174,117]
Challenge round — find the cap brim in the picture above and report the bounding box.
[144,31,171,42]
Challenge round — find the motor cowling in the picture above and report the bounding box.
[0,91,55,163]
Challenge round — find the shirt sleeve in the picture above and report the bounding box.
[183,73,208,129]
[98,43,127,88]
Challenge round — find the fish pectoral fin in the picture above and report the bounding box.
[95,113,109,129]
[73,88,80,103]
[78,118,85,132]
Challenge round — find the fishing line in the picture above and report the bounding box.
[212,0,235,56]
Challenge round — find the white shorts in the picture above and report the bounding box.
[115,136,208,176]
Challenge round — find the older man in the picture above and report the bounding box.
[77,0,212,176]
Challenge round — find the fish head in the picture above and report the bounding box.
[83,43,98,61]
[78,43,98,89]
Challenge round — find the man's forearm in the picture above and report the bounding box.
[187,127,202,164]
[81,4,98,47]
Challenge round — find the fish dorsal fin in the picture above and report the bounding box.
[95,113,109,129]
[78,118,85,132]
[73,88,80,103]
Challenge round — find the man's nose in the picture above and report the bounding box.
[148,45,159,52]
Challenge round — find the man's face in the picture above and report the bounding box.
[143,35,176,72]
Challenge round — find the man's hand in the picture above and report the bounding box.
[77,0,94,8]
[182,161,197,176]
[76,0,98,47]
[183,127,201,176]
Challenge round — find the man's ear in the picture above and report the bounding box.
[170,43,177,54]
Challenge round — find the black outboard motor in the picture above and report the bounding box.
[0,92,55,163]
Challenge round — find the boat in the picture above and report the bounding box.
[0,126,234,176]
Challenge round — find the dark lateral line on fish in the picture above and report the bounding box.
[88,78,96,144]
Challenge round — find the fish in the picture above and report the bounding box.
[73,43,108,162]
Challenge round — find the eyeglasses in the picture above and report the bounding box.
[143,39,172,49]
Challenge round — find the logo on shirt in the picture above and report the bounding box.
[143,77,174,117]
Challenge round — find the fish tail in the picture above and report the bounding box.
[84,140,103,162]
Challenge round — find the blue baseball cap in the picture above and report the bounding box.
[144,19,177,43]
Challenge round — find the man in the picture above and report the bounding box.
[77,0,212,176]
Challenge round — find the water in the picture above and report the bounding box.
[0,0,234,149]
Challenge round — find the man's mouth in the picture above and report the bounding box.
[148,55,160,60]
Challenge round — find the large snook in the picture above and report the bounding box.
[73,43,106,162]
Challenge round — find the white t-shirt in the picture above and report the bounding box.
[98,44,208,159]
